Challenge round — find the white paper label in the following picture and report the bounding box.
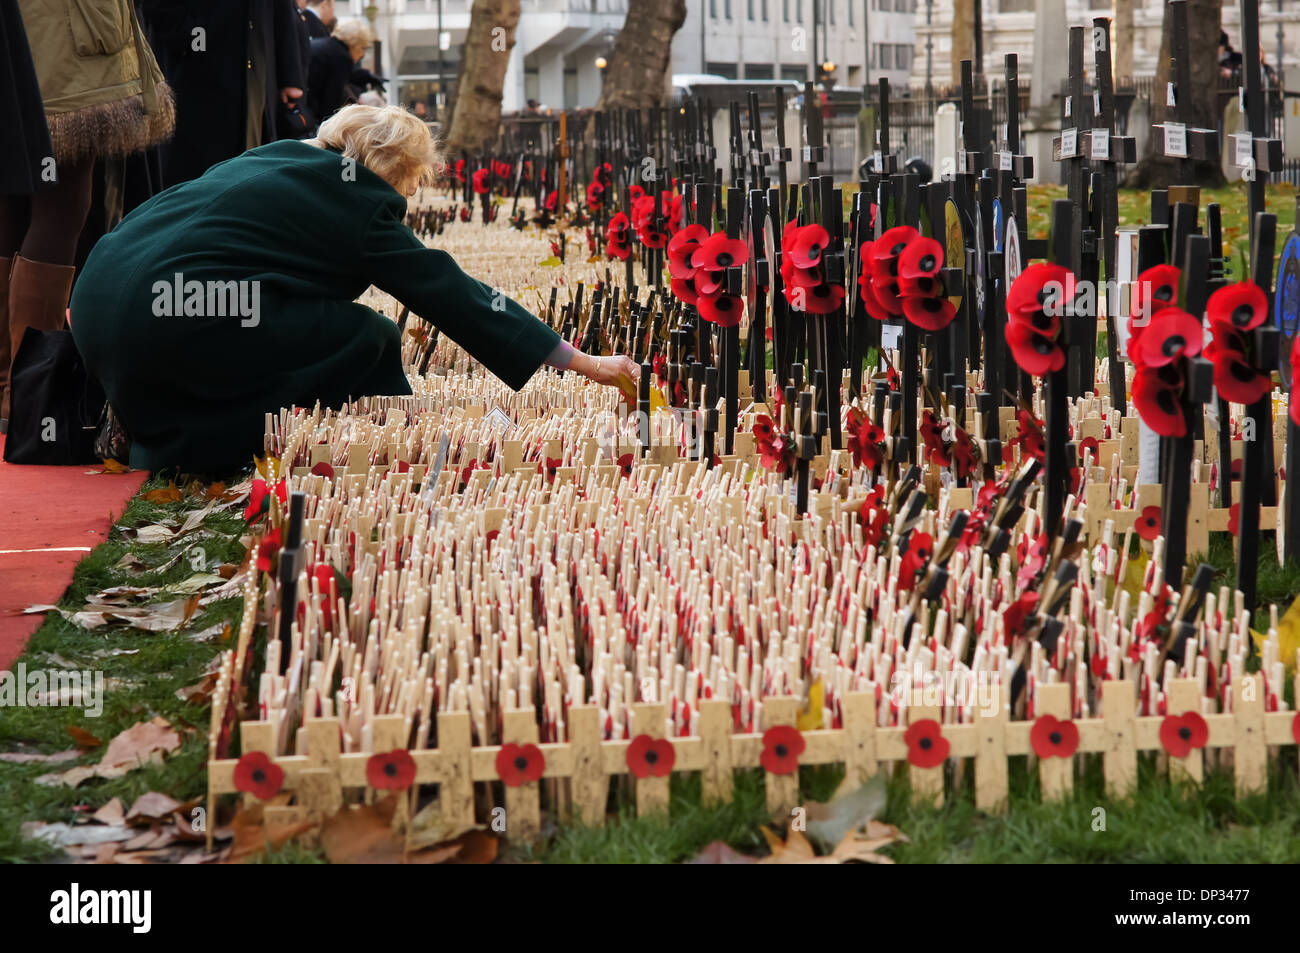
[881,322,903,350]
[1064,96,1072,117]
[1093,92,1101,116]
[1163,122,1188,158]
[486,407,514,434]
[1239,86,1246,111]
[959,150,968,173]
[1091,128,1110,161]
[1166,82,1176,107]
[1234,133,1254,168]
[873,150,883,168]
[1060,127,1078,159]
[999,150,1013,171]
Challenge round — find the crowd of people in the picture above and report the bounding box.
[0,0,634,472]
[0,1,387,448]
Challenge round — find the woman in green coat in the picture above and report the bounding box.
[71,104,636,473]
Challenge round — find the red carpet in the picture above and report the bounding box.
[0,434,147,670]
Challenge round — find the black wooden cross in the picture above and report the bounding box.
[1087,17,1137,415]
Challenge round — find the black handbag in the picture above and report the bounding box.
[3,328,105,465]
[279,98,317,139]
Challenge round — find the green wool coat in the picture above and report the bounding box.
[71,139,560,473]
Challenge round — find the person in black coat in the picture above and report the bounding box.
[308,20,369,124]
[139,0,305,186]
[302,0,333,40]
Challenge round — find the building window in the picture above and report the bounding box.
[829,0,836,24]
[783,0,789,21]
[746,62,775,79]
[762,0,768,20]
[748,0,754,18]
[781,63,809,81]
[706,61,739,79]
[877,44,893,69]
[895,44,912,70]
[848,1,853,25]
[725,0,732,18]
[797,0,802,23]
[710,0,717,19]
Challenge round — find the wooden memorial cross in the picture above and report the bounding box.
[745,91,772,403]
[728,100,747,193]
[1087,17,1137,413]
[275,492,307,674]
[1160,235,1215,589]
[721,187,746,454]
[1044,199,1080,535]
[1236,212,1280,612]
[817,174,845,451]
[1236,0,1284,244]
[1154,2,1220,187]
[793,385,815,516]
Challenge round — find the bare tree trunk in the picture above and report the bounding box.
[1131,0,1224,188]
[595,0,687,111]
[950,0,975,86]
[1112,0,1134,84]
[445,0,521,156]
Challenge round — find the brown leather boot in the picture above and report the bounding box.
[0,256,12,431]
[4,255,75,423]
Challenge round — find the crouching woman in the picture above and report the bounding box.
[71,104,635,473]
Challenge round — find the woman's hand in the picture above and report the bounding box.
[581,354,640,388]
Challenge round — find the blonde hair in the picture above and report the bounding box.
[317,104,443,192]
[332,18,372,54]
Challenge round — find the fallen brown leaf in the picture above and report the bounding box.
[143,481,183,504]
[92,798,126,826]
[125,792,181,825]
[97,717,182,778]
[319,796,404,864]
[68,726,103,749]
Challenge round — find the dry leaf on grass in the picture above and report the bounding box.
[92,798,126,826]
[756,819,908,864]
[319,795,405,864]
[71,595,200,632]
[143,481,183,504]
[37,718,182,784]
[223,803,317,863]
[68,726,103,749]
[125,792,182,825]
[22,822,135,847]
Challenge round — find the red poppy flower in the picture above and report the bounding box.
[1228,502,1240,536]
[256,527,282,574]
[867,225,920,281]
[628,184,645,203]
[790,280,846,315]
[902,294,957,330]
[1207,281,1268,333]
[1135,504,1163,541]
[493,160,512,180]
[785,223,831,268]
[1158,711,1208,758]
[897,235,944,297]
[453,158,466,182]
[617,453,634,478]
[698,292,745,327]
[495,742,545,786]
[670,275,700,306]
[366,749,417,790]
[544,191,559,212]
[310,461,335,478]
[233,751,284,800]
[667,223,710,279]
[904,719,949,768]
[1005,263,1074,322]
[606,212,632,260]
[1132,307,1203,368]
[919,410,951,466]
[626,734,675,778]
[858,272,895,321]
[1132,365,1186,438]
[538,456,562,481]
[1129,264,1181,335]
[759,725,805,774]
[244,478,288,522]
[457,205,470,222]
[1205,329,1271,405]
[1002,590,1039,635]
[1030,714,1080,758]
[1006,314,1066,377]
[585,181,604,209]
[471,167,490,194]
[758,433,795,474]
[691,231,748,271]
[752,414,775,444]
[1078,436,1099,463]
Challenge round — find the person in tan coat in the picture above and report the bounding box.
[0,0,174,430]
